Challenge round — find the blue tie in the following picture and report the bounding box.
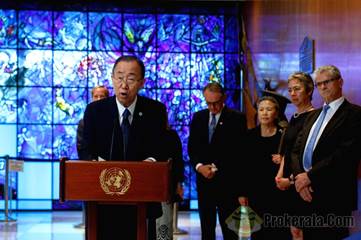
[209,114,216,143]
[122,109,131,159]
[303,105,330,171]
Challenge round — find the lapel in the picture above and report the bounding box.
[316,100,349,146]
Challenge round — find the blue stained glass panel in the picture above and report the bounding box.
[89,12,122,51]
[88,51,122,88]
[157,52,190,89]
[18,11,52,49]
[157,89,190,126]
[17,124,52,159]
[157,14,190,52]
[224,15,238,53]
[190,15,224,52]
[225,90,241,110]
[225,54,240,89]
[172,125,189,163]
[54,11,87,50]
[124,51,157,89]
[0,87,17,123]
[190,89,207,114]
[183,164,191,200]
[18,50,52,86]
[123,14,156,53]
[53,124,77,159]
[53,87,87,124]
[139,88,157,100]
[190,53,224,88]
[18,87,52,124]
[0,49,17,86]
[53,51,88,87]
[0,10,17,48]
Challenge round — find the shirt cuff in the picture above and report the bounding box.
[195,163,203,171]
[146,157,156,162]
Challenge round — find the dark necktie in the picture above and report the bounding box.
[122,109,131,159]
[303,105,330,171]
[209,113,216,143]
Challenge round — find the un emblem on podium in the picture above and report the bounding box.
[99,168,131,195]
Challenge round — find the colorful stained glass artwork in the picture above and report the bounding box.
[88,51,122,88]
[53,51,88,87]
[157,14,190,52]
[224,15,238,53]
[225,89,241,110]
[18,10,52,49]
[18,50,53,86]
[190,53,224,88]
[18,87,52,124]
[157,52,190,89]
[0,10,17,48]
[89,12,122,51]
[123,14,156,53]
[54,11,87,50]
[225,54,240,89]
[53,124,77,160]
[139,88,157,100]
[0,7,240,208]
[157,89,191,126]
[0,49,17,86]
[0,87,17,123]
[190,89,207,114]
[124,51,157,88]
[53,87,87,124]
[17,124,52,159]
[190,15,224,52]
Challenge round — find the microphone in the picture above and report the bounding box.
[109,118,117,161]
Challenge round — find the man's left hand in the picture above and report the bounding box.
[295,172,311,192]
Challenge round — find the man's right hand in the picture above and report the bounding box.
[198,164,216,179]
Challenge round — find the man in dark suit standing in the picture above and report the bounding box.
[188,82,247,240]
[83,55,168,240]
[291,65,361,239]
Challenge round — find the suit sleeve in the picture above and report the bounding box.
[82,104,96,160]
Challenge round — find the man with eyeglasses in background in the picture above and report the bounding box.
[290,65,361,239]
[83,55,168,240]
[188,82,248,240]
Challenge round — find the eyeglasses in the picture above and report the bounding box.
[314,78,337,87]
[114,76,140,85]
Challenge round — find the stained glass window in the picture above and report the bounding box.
[0,4,241,210]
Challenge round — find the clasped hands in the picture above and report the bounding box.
[198,164,217,179]
[294,172,313,202]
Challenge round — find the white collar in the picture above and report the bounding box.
[116,96,137,117]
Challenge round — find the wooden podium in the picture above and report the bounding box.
[59,159,171,240]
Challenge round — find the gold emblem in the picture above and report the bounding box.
[99,168,131,195]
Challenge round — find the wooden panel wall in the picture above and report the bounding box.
[240,0,361,112]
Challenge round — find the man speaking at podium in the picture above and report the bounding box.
[83,55,168,240]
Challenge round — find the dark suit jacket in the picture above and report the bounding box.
[76,118,91,160]
[83,95,168,219]
[83,95,167,162]
[188,106,247,199]
[291,99,361,212]
[164,129,184,202]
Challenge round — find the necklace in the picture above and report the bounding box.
[293,106,314,118]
